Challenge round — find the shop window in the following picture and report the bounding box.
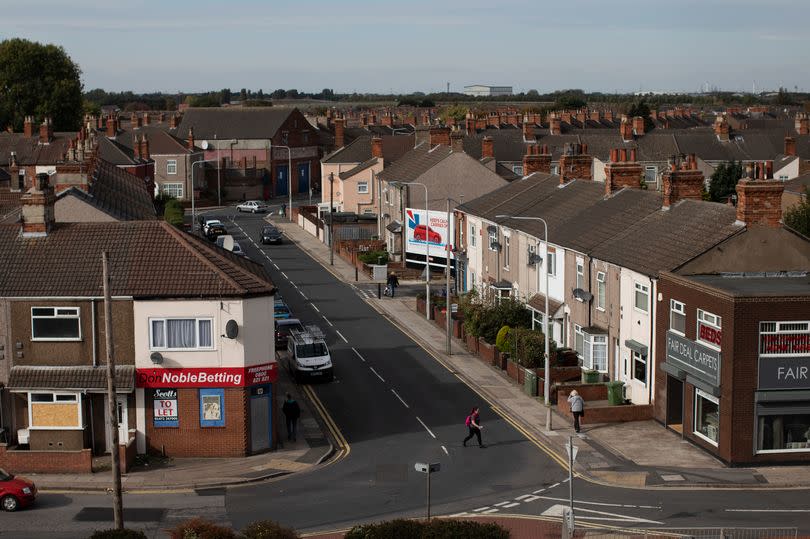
[596,271,606,311]
[758,413,810,452]
[697,309,722,350]
[759,321,810,356]
[199,388,225,427]
[31,307,81,340]
[634,282,649,313]
[670,300,686,335]
[694,389,719,445]
[632,351,647,383]
[150,318,214,350]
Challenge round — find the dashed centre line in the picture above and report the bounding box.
[312,304,320,313]
[281,271,289,279]
[322,316,333,327]
[416,417,436,439]
[369,367,385,382]
[390,389,409,408]
[351,347,365,362]
[441,445,449,455]
[336,330,348,343]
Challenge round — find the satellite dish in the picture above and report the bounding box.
[225,319,239,339]
[223,235,234,251]
[200,140,209,150]
[150,352,164,364]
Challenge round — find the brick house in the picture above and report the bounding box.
[0,175,278,473]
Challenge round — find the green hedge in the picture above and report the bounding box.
[167,518,236,539]
[358,250,388,264]
[240,520,299,539]
[463,298,531,344]
[345,519,509,539]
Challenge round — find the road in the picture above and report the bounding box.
[3,206,809,537]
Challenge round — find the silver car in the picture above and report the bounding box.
[236,200,268,213]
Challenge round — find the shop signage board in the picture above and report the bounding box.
[666,331,721,386]
[405,208,454,260]
[153,388,178,427]
[758,357,810,390]
[136,362,278,388]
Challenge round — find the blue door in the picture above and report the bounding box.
[297,162,310,194]
[250,385,272,452]
[276,165,288,196]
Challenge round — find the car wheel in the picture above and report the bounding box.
[252,208,257,214]
[2,495,19,512]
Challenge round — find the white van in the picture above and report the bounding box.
[286,326,333,382]
[215,235,247,257]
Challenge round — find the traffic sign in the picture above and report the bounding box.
[565,442,578,462]
[415,462,441,473]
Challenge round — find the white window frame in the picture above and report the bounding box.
[584,332,608,372]
[670,299,686,336]
[696,309,722,351]
[357,181,369,194]
[574,324,584,358]
[27,391,83,430]
[693,388,720,447]
[596,271,606,311]
[470,224,477,247]
[488,228,497,251]
[547,248,557,277]
[759,321,810,357]
[632,350,647,384]
[634,282,649,313]
[31,306,82,341]
[149,317,215,351]
[576,258,584,290]
[503,234,510,269]
[162,183,184,199]
[167,159,178,175]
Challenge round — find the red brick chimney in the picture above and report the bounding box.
[632,116,645,136]
[549,114,561,136]
[429,126,451,146]
[735,163,785,228]
[169,114,179,129]
[187,128,195,151]
[371,136,383,159]
[141,133,150,160]
[796,113,809,135]
[604,110,614,123]
[106,116,117,138]
[39,117,53,144]
[465,112,475,135]
[450,129,464,152]
[523,143,551,176]
[589,110,601,123]
[662,154,704,208]
[133,134,141,159]
[522,117,535,141]
[334,118,345,148]
[604,146,643,196]
[23,116,35,138]
[131,113,142,129]
[619,116,633,142]
[481,136,494,159]
[21,173,56,237]
[714,115,730,142]
[559,143,593,184]
[143,113,150,126]
[785,136,797,157]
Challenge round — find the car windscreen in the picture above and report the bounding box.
[296,342,328,358]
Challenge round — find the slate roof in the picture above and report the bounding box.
[0,221,275,298]
[0,132,76,166]
[9,365,135,391]
[463,128,527,162]
[116,126,193,155]
[339,157,378,180]
[323,136,372,164]
[176,107,293,139]
[457,173,556,218]
[376,144,453,183]
[784,172,810,195]
[96,136,139,166]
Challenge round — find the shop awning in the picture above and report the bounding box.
[8,365,135,393]
[686,375,721,398]
[625,339,649,356]
[528,294,564,319]
[756,390,810,403]
[661,362,686,379]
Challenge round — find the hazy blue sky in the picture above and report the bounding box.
[2,0,808,94]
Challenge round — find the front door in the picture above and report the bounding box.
[666,376,684,433]
[250,385,272,453]
[105,395,129,453]
[276,165,289,196]
[297,162,310,194]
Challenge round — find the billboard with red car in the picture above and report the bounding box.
[405,208,454,261]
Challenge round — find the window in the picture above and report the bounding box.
[547,248,556,277]
[644,165,657,186]
[632,351,647,383]
[503,235,510,268]
[28,391,81,429]
[697,309,722,350]
[357,181,369,194]
[670,300,686,335]
[552,165,559,175]
[281,131,289,145]
[574,324,584,358]
[167,159,177,175]
[488,228,497,251]
[513,165,524,175]
[532,309,546,331]
[31,307,81,340]
[758,412,810,452]
[584,333,608,372]
[162,183,184,199]
[199,388,225,427]
[634,282,649,313]
[470,224,477,247]
[759,321,810,356]
[470,271,476,288]
[384,188,390,205]
[302,131,309,144]
[150,318,214,350]
[596,271,606,311]
[575,259,584,290]
[694,389,719,445]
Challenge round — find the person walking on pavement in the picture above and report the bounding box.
[386,272,399,297]
[463,406,485,448]
[282,393,301,442]
[568,390,585,433]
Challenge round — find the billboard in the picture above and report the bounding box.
[405,208,454,260]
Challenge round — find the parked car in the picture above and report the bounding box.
[236,200,268,213]
[413,224,442,244]
[202,219,223,234]
[215,235,247,257]
[261,225,283,245]
[287,326,333,382]
[274,300,292,320]
[275,318,304,347]
[206,224,227,242]
[0,469,36,512]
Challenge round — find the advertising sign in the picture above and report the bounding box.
[405,208,454,260]
[758,357,810,390]
[137,362,278,388]
[698,322,722,348]
[666,331,721,386]
[153,388,178,427]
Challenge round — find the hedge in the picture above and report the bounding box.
[87,530,147,539]
[345,519,509,538]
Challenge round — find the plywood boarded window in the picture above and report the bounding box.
[28,392,81,428]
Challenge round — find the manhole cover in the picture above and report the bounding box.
[74,507,166,522]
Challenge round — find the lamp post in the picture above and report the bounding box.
[191,159,217,232]
[496,214,552,432]
[271,143,293,221]
[390,180,430,320]
[444,197,464,355]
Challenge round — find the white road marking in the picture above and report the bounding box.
[390,389,409,408]
[312,305,320,313]
[726,509,810,513]
[502,502,520,508]
[281,271,289,279]
[298,290,308,300]
[441,445,449,456]
[547,482,560,490]
[449,512,468,517]
[541,504,663,525]
[351,347,365,362]
[494,502,511,507]
[472,507,490,513]
[290,282,298,289]
[482,508,500,514]
[273,263,279,270]
[535,496,660,510]
[515,494,533,501]
[369,367,385,382]
[322,316,333,326]
[416,417,436,439]
[336,330,348,343]
[521,495,540,502]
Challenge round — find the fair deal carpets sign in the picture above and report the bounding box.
[136,363,278,388]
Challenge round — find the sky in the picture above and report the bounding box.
[1,0,808,94]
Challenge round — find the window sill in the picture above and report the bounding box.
[596,307,606,312]
[756,447,810,454]
[693,430,719,447]
[149,348,216,352]
[669,329,685,337]
[32,338,82,342]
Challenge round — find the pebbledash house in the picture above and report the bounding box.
[0,174,278,473]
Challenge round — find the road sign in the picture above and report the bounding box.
[450,303,458,313]
[565,442,578,462]
[414,462,441,473]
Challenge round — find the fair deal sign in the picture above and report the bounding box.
[136,363,278,388]
[405,208,454,260]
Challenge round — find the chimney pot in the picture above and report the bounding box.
[620,148,628,162]
[481,136,495,159]
[21,172,56,237]
[371,137,383,159]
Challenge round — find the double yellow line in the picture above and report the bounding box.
[302,385,351,462]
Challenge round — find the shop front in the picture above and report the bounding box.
[135,362,278,457]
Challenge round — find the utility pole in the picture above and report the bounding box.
[445,198,451,355]
[329,172,335,266]
[102,252,123,530]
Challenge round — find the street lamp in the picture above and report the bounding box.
[390,180,430,320]
[444,197,465,355]
[191,159,217,232]
[270,143,293,221]
[496,214,552,432]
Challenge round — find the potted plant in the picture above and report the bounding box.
[583,369,600,384]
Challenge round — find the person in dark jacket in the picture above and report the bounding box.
[463,406,485,448]
[282,393,301,441]
[386,273,400,297]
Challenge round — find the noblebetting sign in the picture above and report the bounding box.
[137,363,278,388]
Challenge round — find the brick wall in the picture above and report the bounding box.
[557,391,654,423]
[0,444,92,473]
[145,387,249,457]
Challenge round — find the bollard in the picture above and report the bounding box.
[355,267,358,282]
[378,283,382,299]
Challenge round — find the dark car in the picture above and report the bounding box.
[0,468,36,511]
[206,224,227,242]
[261,225,283,245]
[275,318,304,347]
